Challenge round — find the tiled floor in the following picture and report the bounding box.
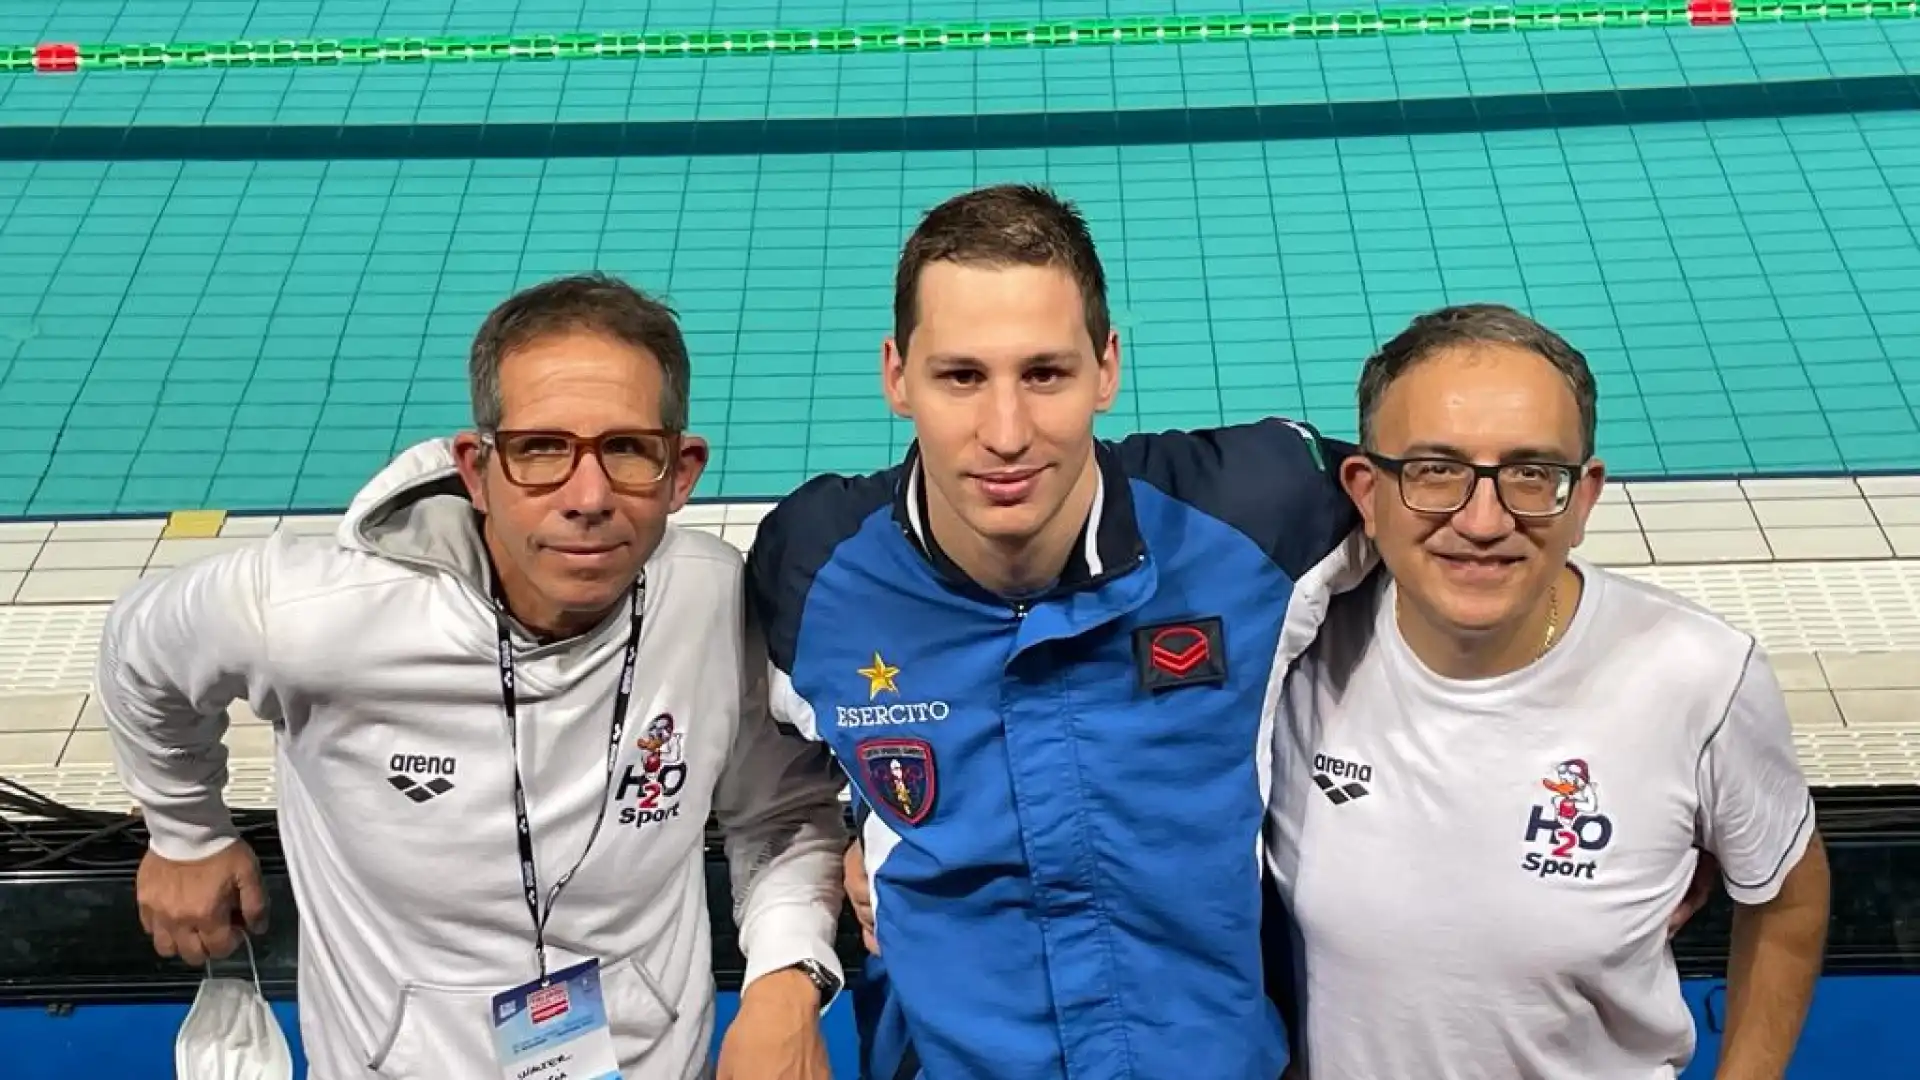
[1,476,1917,808]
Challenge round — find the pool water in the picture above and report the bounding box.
[1,2,1918,516]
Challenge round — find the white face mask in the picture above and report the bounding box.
[175,934,294,1080]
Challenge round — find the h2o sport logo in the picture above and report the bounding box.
[616,713,688,828]
[1520,758,1614,881]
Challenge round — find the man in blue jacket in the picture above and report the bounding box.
[743,184,1370,1080]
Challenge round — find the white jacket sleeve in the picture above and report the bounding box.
[710,593,850,1001]
[94,538,276,863]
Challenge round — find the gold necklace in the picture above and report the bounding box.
[1537,580,1562,660]
[1391,574,1565,666]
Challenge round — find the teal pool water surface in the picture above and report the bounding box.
[1,1,1918,515]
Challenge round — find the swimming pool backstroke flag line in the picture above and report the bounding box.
[8,1,1920,74]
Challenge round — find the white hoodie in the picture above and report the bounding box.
[95,439,849,1080]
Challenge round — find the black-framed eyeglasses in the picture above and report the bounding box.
[481,428,679,493]
[1366,451,1584,519]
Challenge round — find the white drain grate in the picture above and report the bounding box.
[1791,728,1920,787]
[3,761,279,815]
[1620,561,1920,653]
[0,604,108,695]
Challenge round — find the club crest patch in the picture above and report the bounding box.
[1133,616,1228,692]
[857,737,937,826]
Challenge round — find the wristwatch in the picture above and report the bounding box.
[787,958,842,1005]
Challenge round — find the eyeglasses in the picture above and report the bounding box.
[1366,451,1584,519]
[482,428,679,493]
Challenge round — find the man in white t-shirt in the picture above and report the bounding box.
[1268,303,1832,1079]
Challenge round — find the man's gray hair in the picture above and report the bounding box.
[469,272,691,432]
[1356,303,1598,459]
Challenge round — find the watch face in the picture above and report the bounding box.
[801,961,839,994]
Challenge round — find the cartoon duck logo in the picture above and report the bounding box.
[636,713,683,775]
[1521,757,1613,881]
[618,712,690,827]
[1542,758,1598,825]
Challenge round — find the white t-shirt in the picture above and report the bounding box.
[1266,558,1816,1080]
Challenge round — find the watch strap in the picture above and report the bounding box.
[790,958,841,1002]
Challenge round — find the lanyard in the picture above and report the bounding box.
[493,573,645,981]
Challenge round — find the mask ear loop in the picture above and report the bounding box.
[199,930,264,992]
[241,929,263,993]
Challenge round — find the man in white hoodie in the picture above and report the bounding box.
[96,272,850,1080]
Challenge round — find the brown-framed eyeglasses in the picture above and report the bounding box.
[482,428,680,492]
[1366,451,1584,519]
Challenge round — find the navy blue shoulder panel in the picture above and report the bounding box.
[1111,418,1360,582]
[744,465,903,675]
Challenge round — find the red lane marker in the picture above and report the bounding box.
[33,43,80,72]
[1688,0,1734,25]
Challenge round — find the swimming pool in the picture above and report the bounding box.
[2,2,1918,515]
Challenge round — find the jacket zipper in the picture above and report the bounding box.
[1007,550,1147,618]
[901,521,1149,624]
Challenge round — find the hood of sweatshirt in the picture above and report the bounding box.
[336,437,491,595]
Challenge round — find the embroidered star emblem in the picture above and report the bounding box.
[858,652,901,700]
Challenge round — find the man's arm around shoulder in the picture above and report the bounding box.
[711,588,850,1079]
[96,536,282,965]
[1113,416,1362,581]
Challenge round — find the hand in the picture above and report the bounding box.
[136,840,268,966]
[844,842,877,955]
[716,969,832,1079]
[1669,849,1721,939]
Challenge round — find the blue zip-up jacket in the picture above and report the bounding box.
[745,418,1369,1080]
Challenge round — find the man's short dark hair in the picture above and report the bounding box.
[469,272,691,431]
[1357,303,1599,459]
[893,183,1110,356]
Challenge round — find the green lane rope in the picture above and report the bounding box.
[7,2,1918,75]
